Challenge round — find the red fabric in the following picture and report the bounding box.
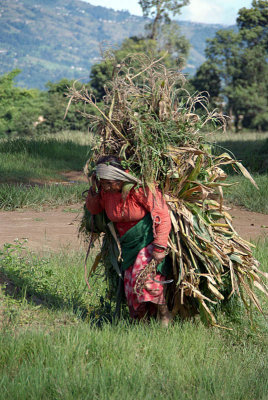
[124,244,166,319]
[153,247,165,253]
[86,186,171,248]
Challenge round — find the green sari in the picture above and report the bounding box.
[120,213,170,275]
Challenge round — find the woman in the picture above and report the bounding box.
[86,156,172,326]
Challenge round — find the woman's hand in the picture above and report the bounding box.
[90,172,100,194]
[152,249,166,264]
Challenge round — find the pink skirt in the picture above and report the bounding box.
[124,244,166,319]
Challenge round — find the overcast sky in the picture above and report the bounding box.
[82,0,253,25]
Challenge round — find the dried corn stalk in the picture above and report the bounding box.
[69,54,267,325]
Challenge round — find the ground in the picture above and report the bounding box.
[0,203,267,252]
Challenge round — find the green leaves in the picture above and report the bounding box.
[202,1,268,131]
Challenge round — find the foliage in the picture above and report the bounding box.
[89,0,190,100]
[89,37,159,100]
[0,133,91,209]
[223,174,268,214]
[0,183,88,211]
[39,79,92,133]
[0,240,267,399]
[139,0,189,39]
[200,0,268,131]
[69,54,267,326]
[0,70,46,136]
[0,71,94,136]
[0,321,267,400]
[190,61,221,107]
[90,27,190,101]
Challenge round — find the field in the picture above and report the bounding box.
[0,131,267,399]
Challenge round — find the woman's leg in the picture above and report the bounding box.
[124,244,172,325]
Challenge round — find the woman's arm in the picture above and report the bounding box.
[85,188,104,215]
[85,172,105,215]
[134,186,171,249]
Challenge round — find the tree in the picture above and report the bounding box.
[139,0,189,40]
[190,61,221,107]
[237,0,268,49]
[0,69,45,136]
[40,79,92,133]
[89,37,159,100]
[89,35,188,100]
[157,21,190,67]
[198,0,268,131]
[90,1,190,100]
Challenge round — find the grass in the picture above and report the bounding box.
[1,127,267,398]
[0,131,268,213]
[0,240,267,399]
[223,174,268,214]
[208,131,268,213]
[212,134,268,174]
[0,183,88,210]
[0,132,93,183]
[0,243,105,318]
[0,322,266,400]
[0,132,92,210]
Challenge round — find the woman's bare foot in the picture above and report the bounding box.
[157,304,173,327]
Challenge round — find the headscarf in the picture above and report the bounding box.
[96,163,141,184]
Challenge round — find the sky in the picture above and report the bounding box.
[83,0,253,25]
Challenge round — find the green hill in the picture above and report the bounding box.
[0,0,228,89]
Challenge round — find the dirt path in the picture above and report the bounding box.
[0,204,267,252]
[0,205,85,252]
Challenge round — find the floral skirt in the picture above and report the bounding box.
[124,243,166,319]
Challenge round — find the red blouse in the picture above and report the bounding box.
[86,186,171,248]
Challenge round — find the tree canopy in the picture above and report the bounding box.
[139,0,189,39]
[90,0,190,100]
[194,0,268,131]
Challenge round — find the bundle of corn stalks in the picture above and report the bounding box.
[68,54,268,325]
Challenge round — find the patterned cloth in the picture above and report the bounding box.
[124,243,166,319]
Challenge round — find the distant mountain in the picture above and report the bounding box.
[0,0,228,89]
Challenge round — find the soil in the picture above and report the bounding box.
[0,171,267,251]
[0,203,267,253]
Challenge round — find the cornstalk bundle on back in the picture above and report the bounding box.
[68,54,268,325]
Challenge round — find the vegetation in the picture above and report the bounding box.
[0,69,46,136]
[192,0,268,131]
[0,133,91,181]
[211,132,268,212]
[69,54,267,325]
[0,183,87,211]
[0,239,267,399]
[223,175,268,214]
[0,132,92,210]
[139,0,189,39]
[1,1,267,136]
[0,0,220,89]
[0,72,93,136]
[0,1,267,397]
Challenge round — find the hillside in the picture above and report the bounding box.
[0,0,228,89]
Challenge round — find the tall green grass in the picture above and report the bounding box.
[0,243,104,316]
[1,131,268,213]
[0,183,88,210]
[210,132,268,213]
[223,174,268,213]
[0,240,267,400]
[0,133,92,183]
[0,133,92,209]
[0,321,267,400]
[214,136,268,174]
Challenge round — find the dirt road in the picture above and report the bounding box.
[0,204,267,252]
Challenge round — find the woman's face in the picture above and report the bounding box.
[99,179,124,193]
